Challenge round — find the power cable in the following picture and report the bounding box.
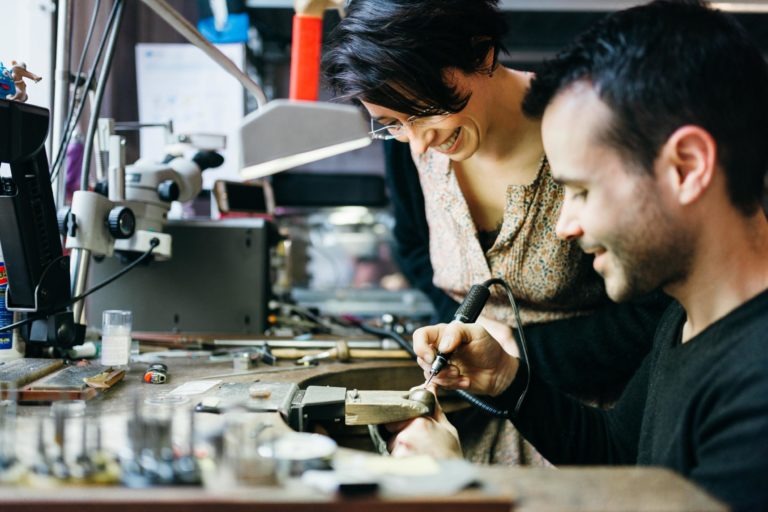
[0,238,160,333]
[50,0,120,184]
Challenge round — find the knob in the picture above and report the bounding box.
[157,180,180,202]
[57,208,76,237]
[106,207,136,239]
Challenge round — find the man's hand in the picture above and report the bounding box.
[384,388,462,459]
[413,321,520,397]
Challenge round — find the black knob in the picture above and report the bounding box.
[157,180,180,202]
[106,207,136,239]
[192,151,224,171]
[57,208,76,237]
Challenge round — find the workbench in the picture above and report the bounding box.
[0,354,726,512]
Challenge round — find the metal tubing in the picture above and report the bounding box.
[69,247,92,325]
[140,0,267,107]
[52,0,71,207]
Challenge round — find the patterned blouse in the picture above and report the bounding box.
[413,148,608,326]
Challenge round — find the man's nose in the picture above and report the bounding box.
[555,204,584,241]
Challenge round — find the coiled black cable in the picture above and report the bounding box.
[358,277,530,418]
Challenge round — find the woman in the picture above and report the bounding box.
[323,0,667,464]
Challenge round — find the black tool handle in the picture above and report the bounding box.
[429,283,492,380]
[452,284,491,323]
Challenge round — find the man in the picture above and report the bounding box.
[392,1,768,509]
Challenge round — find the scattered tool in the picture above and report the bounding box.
[24,362,122,400]
[0,359,64,394]
[84,367,126,389]
[270,340,412,365]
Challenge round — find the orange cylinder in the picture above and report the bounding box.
[289,14,323,101]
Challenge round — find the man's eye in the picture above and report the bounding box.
[571,189,588,200]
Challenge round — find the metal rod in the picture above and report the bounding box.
[69,247,92,325]
[80,0,125,191]
[114,121,173,132]
[140,0,267,107]
[212,339,386,349]
[52,0,72,207]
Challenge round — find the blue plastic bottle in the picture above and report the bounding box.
[0,244,22,359]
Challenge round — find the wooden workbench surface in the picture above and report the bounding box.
[2,353,726,512]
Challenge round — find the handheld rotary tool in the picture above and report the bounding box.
[425,283,491,386]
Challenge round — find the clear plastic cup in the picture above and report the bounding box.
[101,310,132,367]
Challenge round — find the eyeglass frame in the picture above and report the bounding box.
[368,113,452,141]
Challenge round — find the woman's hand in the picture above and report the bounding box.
[477,314,520,357]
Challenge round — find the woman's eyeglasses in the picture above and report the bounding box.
[369,113,451,140]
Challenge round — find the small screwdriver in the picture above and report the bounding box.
[424,283,491,387]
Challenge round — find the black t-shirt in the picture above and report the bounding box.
[503,291,768,511]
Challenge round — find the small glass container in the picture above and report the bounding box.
[100,310,132,367]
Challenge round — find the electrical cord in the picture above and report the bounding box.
[80,0,125,191]
[354,278,530,419]
[50,0,120,184]
[50,0,102,177]
[69,237,160,305]
[0,238,160,333]
[354,320,417,358]
[51,0,118,182]
[480,277,531,417]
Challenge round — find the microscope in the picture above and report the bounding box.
[60,120,223,329]
[0,98,222,354]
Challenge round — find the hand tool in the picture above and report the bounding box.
[279,340,411,365]
[425,283,491,387]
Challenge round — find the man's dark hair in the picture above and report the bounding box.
[322,0,507,116]
[523,0,768,214]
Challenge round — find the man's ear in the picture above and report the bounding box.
[658,125,717,206]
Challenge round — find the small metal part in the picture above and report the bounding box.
[425,351,450,386]
[233,352,257,371]
[195,396,222,414]
[257,345,276,365]
[407,388,436,416]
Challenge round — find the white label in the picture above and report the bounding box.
[101,334,131,366]
[168,380,221,396]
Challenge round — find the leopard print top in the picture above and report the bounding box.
[414,148,608,327]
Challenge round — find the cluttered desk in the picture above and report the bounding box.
[0,352,724,512]
[0,95,724,510]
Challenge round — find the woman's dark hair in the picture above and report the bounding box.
[322,0,507,116]
[522,0,768,214]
